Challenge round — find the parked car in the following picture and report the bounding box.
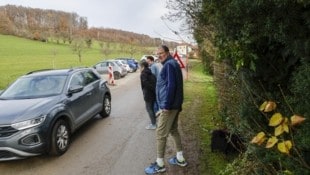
[114,59,132,72]
[116,57,138,72]
[0,67,112,161]
[93,60,127,79]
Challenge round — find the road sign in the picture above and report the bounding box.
[173,51,185,68]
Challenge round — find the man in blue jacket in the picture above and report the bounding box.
[145,45,187,174]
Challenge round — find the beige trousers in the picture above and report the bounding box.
[156,109,182,158]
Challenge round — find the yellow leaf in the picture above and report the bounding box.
[251,132,266,145]
[269,113,283,127]
[259,101,268,111]
[277,142,288,154]
[266,136,278,148]
[283,118,289,133]
[283,170,293,175]
[275,125,284,136]
[264,101,277,112]
[291,115,306,126]
[277,140,292,154]
[285,140,292,150]
[257,137,267,145]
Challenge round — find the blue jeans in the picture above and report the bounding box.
[145,101,156,125]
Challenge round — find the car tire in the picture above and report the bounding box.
[100,95,111,117]
[49,119,70,156]
[113,72,121,80]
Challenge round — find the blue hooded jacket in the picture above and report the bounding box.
[156,55,183,110]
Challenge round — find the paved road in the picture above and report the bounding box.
[0,72,159,175]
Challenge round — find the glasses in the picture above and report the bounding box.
[157,52,165,56]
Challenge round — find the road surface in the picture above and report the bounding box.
[0,72,160,175]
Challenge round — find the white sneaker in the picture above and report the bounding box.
[145,124,157,130]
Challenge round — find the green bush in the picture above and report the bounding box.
[199,1,310,174]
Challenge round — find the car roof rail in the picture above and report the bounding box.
[26,69,54,75]
[68,66,88,72]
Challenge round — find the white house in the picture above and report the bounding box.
[175,44,192,55]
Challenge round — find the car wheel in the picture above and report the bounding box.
[49,119,70,156]
[100,95,111,117]
[113,72,121,80]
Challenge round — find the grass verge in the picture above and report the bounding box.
[181,59,233,174]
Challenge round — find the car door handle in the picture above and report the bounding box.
[86,92,92,96]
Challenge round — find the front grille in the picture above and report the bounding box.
[0,126,18,137]
[0,150,18,159]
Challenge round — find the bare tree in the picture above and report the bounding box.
[0,9,13,34]
[100,42,112,58]
[128,37,138,57]
[71,38,86,63]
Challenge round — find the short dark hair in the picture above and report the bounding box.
[161,45,169,52]
[140,61,149,68]
[146,56,154,62]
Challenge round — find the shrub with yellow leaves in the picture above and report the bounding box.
[251,101,306,155]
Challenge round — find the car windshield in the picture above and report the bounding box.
[0,75,67,99]
[114,61,122,66]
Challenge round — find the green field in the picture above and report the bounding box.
[0,34,153,89]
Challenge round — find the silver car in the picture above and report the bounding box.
[93,60,128,79]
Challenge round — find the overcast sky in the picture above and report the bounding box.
[0,0,191,42]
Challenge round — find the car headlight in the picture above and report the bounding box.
[11,116,46,130]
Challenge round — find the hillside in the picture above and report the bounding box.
[0,5,178,47]
[0,34,155,89]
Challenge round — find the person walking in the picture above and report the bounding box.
[146,56,162,114]
[144,45,187,174]
[140,61,157,130]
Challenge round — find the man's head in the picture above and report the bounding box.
[157,45,170,63]
[146,56,154,65]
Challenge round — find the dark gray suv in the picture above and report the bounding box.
[0,67,111,161]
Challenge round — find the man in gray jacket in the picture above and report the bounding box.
[146,56,162,114]
[145,45,187,174]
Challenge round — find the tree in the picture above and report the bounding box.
[71,37,86,63]
[99,41,111,58]
[0,9,13,34]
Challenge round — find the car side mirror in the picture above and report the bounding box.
[68,85,84,95]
